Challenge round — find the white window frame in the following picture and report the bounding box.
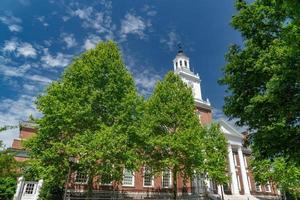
[122,169,135,187]
[143,167,154,187]
[162,170,172,188]
[255,182,261,192]
[75,172,88,184]
[265,181,271,192]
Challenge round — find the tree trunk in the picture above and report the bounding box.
[173,169,178,200]
[87,173,93,200]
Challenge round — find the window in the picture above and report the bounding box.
[184,60,187,67]
[265,182,271,192]
[24,183,35,194]
[75,172,88,184]
[143,167,154,187]
[123,169,134,186]
[176,62,178,67]
[180,60,182,66]
[255,182,261,192]
[162,170,171,188]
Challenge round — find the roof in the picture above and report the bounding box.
[218,119,244,139]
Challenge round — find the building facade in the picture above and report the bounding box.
[11,49,280,200]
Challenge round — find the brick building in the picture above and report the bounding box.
[11,49,280,200]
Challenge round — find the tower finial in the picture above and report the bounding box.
[177,43,183,53]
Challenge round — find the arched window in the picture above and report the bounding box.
[180,60,182,66]
[184,60,187,67]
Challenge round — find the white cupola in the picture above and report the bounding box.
[173,46,211,107]
[173,47,190,71]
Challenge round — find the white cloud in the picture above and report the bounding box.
[61,33,77,48]
[17,42,37,58]
[2,39,37,58]
[23,84,38,91]
[0,63,30,77]
[83,35,101,50]
[41,49,71,67]
[134,70,161,96]
[36,16,49,26]
[73,7,93,19]
[8,24,22,32]
[27,74,52,83]
[0,14,23,32]
[0,95,39,147]
[120,13,149,39]
[142,5,157,16]
[3,40,18,52]
[125,54,161,96]
[160,31,180,51]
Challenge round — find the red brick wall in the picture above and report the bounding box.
[20,127,36,139]
[197,106,212,125]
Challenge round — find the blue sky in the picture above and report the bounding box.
[0,0,242,146]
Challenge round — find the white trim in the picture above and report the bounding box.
[122,169,135,187]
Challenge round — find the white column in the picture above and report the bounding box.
[238,146,250,195]
[13,176,24,200]
[228,145,239,195]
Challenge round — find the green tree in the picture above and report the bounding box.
[142,72,227,199]
[203,124,228,186]
[0,141,19,200]
[219,0,300,164]
[251,157,300,200]
[25,41,143,199]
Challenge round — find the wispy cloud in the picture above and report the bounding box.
[125,54,161,96]
[17,43,37,58]
[61,33,77,48]
[0,14,23,32]
[120,13,150,40]
[0,95,39,147]
[36,16,49,27]
[41,48,72,67]
[142,5,157,17]
[70,4,115,37]
[83,34,101,50]
[160,31,180,51]
[2,39,37,58]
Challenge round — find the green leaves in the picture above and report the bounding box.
[220,0,300,164]
[142,72,228,195]
[26,41,143,198]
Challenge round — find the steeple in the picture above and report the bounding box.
[173,45,211,107]
[173,44,190,71]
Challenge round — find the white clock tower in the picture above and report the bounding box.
[173,47,211,107]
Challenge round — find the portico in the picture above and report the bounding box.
[219,120,251,197]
